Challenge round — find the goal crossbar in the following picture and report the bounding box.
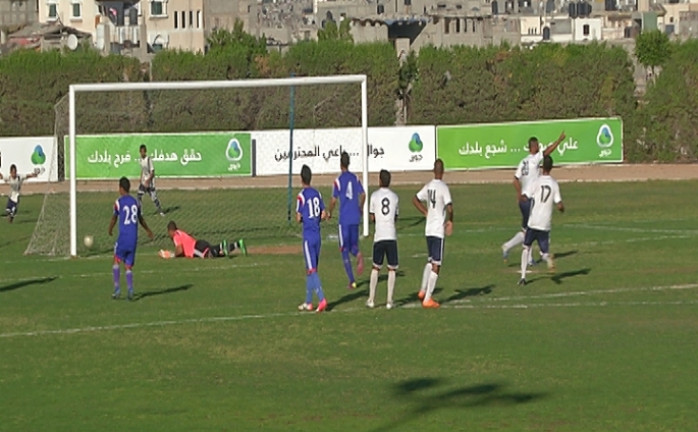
[68,74,369,257]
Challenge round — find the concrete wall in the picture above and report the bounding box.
[0,0,38,28]
[350,20,389,44]
[573,16,602,40]
[38,0,100,35]
[145,0,205,52]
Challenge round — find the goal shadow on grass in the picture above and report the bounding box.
[0,276,58,293]
[132,284,193,301]
[371,377,546,432]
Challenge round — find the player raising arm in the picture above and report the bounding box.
[502,131,565,262]
[367,169,399,309]
[0,164,41,223]
[412,159,453,309]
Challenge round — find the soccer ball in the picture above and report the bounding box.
[83,235,94,248]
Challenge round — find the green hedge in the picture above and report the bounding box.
[1,39,696,162]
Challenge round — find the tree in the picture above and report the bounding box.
[635,30,672,83]
[206,19,267,58]
[317,18,353,42]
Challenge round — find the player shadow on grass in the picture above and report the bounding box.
[131,284,193,301]
[371,377,546,432]
[396,216,426,231]
[442,284,495,304]
[159,205,180,215]
[0,276,57,293]
[507,249,578,268]
[551,268,591,285]
[328,271,407,310]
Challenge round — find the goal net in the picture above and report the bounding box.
[25,75,368,257]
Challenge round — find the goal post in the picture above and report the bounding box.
[66,75,369,257]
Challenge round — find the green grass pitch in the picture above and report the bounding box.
[1,179,698,431]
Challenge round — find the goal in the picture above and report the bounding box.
[25,75,369,257]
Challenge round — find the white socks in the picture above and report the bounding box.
[368,268,397,307]
[368,269,379,304]
[420,263,431,293]
[387,270,396,305]
[520,247,530,279]
[424,271,438,302]
[503,230,525,252]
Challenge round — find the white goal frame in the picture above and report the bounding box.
[68,75,369,257]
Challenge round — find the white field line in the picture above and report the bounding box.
[484,283,698,302]
[0,262,266,284]
[2,283,697,339]
[567,223,698,235]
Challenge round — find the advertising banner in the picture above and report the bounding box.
[437,118,623,170]
[68,132,252,179]
[0,136,57,182]
[254,126,436,176]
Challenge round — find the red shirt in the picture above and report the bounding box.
[172,230,196,258]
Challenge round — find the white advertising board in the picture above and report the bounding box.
[254,126,436,176]
[0,136,58,182]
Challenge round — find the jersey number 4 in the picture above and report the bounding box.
[345,182,353,200]
[427,189,437,208]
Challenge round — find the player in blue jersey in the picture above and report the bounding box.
[296,164,329,313]
[108,177,154,300]
[327,152,366,290]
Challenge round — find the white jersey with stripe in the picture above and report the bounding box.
[369,187,399,242]
[416,179,452,238]
[6,175,24,202]
[140,156,154,185]
[514,150,544,193]
[524,174,562,232]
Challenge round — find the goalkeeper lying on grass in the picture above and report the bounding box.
[159,220,247,259]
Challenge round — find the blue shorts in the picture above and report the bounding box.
[6,198,18,217]
[426,236,444,265]
[303,237,321,274]
[373,240,398,269]
[523,229,550,254]
[338,223,360,255]
[519,200,531,230]
[114,242,136,267]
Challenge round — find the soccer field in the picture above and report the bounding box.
[1,179,697,431]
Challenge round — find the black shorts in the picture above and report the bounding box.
[372,240,398,269]
[523,228,550,254]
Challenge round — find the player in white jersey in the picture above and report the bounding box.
[412,159,453,309]
[138,144,165,216]
[518,155,564,286]
[502,131,565,262]
[0,164,39,223]
[367,169,399,309]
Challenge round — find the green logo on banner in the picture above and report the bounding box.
[408,133,423,153]
[597,124,614,148]
[31,145,46,165]
[226,138,243,161]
